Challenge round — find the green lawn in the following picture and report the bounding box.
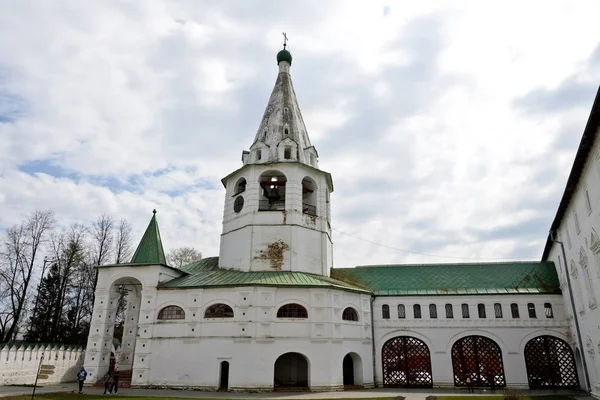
[435,396,571,400]
[11,395,400,400]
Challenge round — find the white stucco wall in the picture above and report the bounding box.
[372,294,571,389]
[0,344,84,386]
[545,127,600,396]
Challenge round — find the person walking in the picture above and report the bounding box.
[103,371,113,395]
[76,366,87,394]
[111,367,120,394]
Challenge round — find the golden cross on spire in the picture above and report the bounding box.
[282,32,288,49]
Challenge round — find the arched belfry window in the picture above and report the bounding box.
[259,170,287,211]
[302,177,317,216]
[342,307,358,321]
[158,305,185,320]
[233,177,246,195]
[277,303,308,318]
[204,303,234,318]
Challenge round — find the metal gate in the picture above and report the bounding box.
[524,335,578,389]
[382,336,432,387]
[451,335,506,387]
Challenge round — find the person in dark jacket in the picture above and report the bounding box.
[103,371,112,394]
[111,367,120,394]
[76,367,87,393]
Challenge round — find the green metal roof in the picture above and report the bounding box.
[159,257,369,293]
[130,211,167,265]
[330,261,560,296]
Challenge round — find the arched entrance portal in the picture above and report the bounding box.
[109,278,143,373]
[343,354,354,385]
[451,335,506,387]
[274,352,309,390]
[524,335,578,389]
[382,336,433,387]
[219,361,230,390]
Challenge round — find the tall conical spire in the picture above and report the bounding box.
[130,209,167,265]
[248,38,317,166]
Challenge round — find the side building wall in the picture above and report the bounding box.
[545,128,600,396]
[0,344,85,386]
[373,294,571,389]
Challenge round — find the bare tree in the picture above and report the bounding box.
[166,246,203,268]
[0,210,54,342]
[114,219,133,264]
[47,224,87,342]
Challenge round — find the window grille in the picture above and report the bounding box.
[429,304,437,319]
[413,304,422,319]
[494,303,503,318]
[445,304,454,318]
[204,303,234,318]
[544,303,554,318]
[397,304,406,319]
[511,303,520,318]
[158,306,185,320]
[478,303,486,318]
[382,304,390,319]
[277,303,308,318]
[342,307,358,321]
[461,304,470,318]
[528,303,537,318]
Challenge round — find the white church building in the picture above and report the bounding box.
[84,45,600,396]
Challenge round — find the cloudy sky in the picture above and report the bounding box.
[1,1,599,268]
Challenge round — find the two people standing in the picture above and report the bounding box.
[103,367,121,394]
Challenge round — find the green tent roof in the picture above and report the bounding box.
[331,261,560,296]
[130,211,167,265]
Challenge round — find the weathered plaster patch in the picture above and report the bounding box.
[254,240,289,270]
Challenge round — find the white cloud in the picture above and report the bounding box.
[0,1,598,266]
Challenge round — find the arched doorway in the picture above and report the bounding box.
[219,361,229,390]
[343,354,354,385]
[524,335,578,389]
[451,335,506,387]
[274,352,309,390]
[110,278,143,374]
[382,336,433,387]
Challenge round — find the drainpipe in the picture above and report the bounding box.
[550,231,591,393]
[370,295,377,388]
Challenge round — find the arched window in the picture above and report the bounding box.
[259,170,287,211]
[233,178,246,195]
[382,304,390,319]
[528,303,537,318]
[277,303,308,318]
[544,303,554,318]
[461,304,470,318]
[158,305,185,320]
[445,304,454,318]
[429,304,437,319]
[301,177,317,216]
[494,303,503,318]
[204,303,234,318]
[413,304,422,319]
[511,303,520,318]
[397,304,406,319]
[342,307,358,321]
[478,303,486,318]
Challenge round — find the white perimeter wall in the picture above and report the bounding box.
[0,344,84,385]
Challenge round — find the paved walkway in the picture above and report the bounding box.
[0,384,587,399]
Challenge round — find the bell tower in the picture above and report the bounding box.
[218,39,334,276]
